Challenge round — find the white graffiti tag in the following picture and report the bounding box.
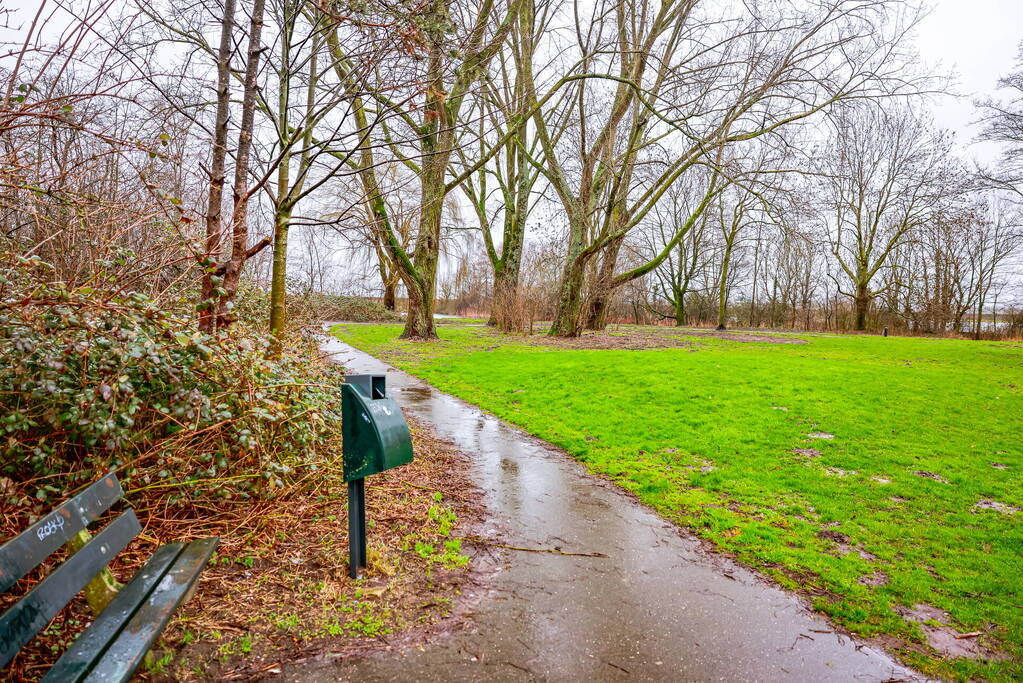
[36,515,66,542]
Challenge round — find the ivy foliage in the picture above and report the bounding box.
[1,252,344,504]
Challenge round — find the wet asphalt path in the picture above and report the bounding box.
[283,332,923,682]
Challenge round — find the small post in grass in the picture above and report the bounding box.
[341,374,414,580]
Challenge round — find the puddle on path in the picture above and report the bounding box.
[283,331,921,682]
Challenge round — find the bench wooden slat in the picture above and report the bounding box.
[0,509,141,670]
[81,537,219,683]
[40,543,186,683]
[0,473,123,594]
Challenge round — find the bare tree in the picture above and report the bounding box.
[198,0,237,332]
[815,104,962,331]
[342,0,524,340]
[519,0,927,337]
[978,43,1023,204]
[454,0,554,330]
[711,184,763,330]
[646,184,711,326]
[215,0,269,328]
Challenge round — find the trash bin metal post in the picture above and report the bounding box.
[348,477,366,579]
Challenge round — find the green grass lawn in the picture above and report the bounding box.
[331,323,1023,680]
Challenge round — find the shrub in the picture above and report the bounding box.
[308,292,402,323]
[0,252,344,505]
[232,282,401,330]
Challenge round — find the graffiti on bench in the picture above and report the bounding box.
[35,516,65,543]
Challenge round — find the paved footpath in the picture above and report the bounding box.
[284,333,925,682]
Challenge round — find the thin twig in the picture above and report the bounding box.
[464,536,609,558]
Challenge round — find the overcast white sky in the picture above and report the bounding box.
[915,0,1023,163]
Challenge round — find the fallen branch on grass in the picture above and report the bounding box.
[955,631,982,640]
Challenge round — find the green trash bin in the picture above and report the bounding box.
[342,374,413,482]
[341,374,413,578]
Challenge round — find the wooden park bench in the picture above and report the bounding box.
[0,473,218,681]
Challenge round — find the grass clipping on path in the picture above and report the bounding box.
[333,322,1023,682]
[1,416,484,682]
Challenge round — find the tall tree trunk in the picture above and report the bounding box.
[673,287,686,326]
[268,206,291,338]
[268,4,315,347]
[549,265,586,336]
[334,0,514,340]
[216,0,267,329]
[490,266,512,327]
[489,150,530,330]
[373,244,399,311]
[399,3,449,341]
[199,0,236,333]
[327,27,404,317]
[268,3,293,345]
[717,247,732,330]
[400,144,445,339]
[750,225,761,328]
[487,266,502,327]
[584,236,624,331]
[548,218,588,337]
[854,279,869,331]
[383,279,396,310]
[403,278,436,339]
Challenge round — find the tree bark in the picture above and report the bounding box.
[489,152,530,330]
[403,277,436,339]
[268,206,291,338]
[199,0,236,333]
[400,141,445,339]
[716,229,738,330]
[584,236,624,330]
[549,252,588,336]
[854,280,869,331]
[400,1,453,340]
[716,249,731,330]
[216,0,266,329]
[673,294,686,326]
[268,2,316,347]
[487,1,535,330]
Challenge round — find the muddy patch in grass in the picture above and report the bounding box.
[525,327,808,351]
[913,470,951,484]
[894,604,1005,660]
[673,328,809,344]
[816,529,876,560]
[859,570,890,587]
[526,330,696,351]
[816,529,851,544]
[972,499,1020,515]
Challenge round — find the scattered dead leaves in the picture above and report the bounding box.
[1,416,486,682]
